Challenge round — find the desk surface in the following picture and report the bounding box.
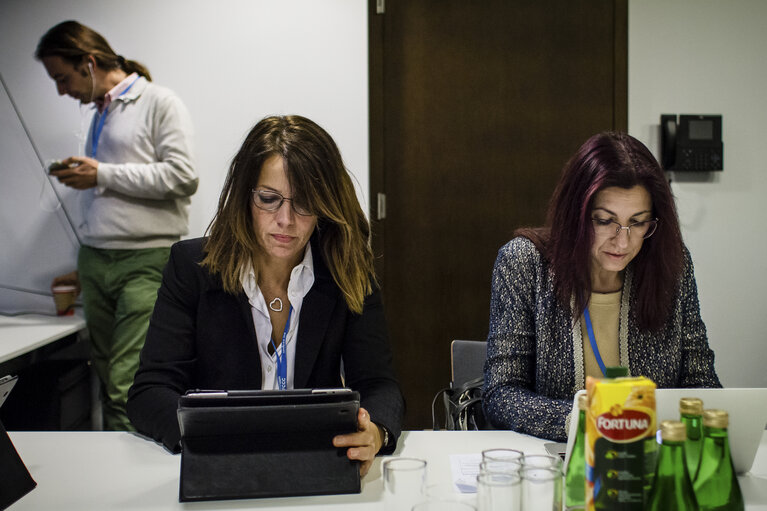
[0,313,86,364]
[8,430,767,511]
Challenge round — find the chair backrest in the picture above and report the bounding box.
[450,339,487,388]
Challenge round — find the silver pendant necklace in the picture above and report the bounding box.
[268,297,283,312]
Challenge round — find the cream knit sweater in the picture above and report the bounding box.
[82,76,197,249]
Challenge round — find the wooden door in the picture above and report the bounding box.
[369,0,627,428]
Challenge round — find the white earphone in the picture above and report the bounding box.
[87,60,95,103]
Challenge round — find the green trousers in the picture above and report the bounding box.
[78,245,170,431]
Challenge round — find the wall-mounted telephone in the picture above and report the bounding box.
[660,114,723,171]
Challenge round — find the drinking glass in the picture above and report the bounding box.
[383,458,427,511]
[479,459,523,475]
[476,471,522,511]
[520,466,563,511]
[521,454,563,469]
[481,448,524,463]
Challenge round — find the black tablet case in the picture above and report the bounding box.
[177,389,361,502]
[0,376,37,510]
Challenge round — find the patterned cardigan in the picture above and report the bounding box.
[482,237,721,441]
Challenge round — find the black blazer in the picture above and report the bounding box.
[127,236,404,452]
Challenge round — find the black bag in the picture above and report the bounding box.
[431,376,488,431]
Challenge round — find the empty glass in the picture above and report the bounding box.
[383,458,427,511]
[520,454,563,469]
[476,471,522,511]
[479,458,523,475]
[481,448,524,463]
[520,466,563,511]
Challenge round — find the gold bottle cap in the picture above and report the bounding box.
[702,409,729,428]
[660,420,687,442]
[578,393,588,410]
[679,397,703,415]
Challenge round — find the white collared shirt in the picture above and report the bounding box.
[98,72,139,113]
[240,245,315,389]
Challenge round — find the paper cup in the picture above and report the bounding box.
[52,285,77,316]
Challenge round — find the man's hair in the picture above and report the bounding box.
[36,20,151,81]
[202,115,376,314]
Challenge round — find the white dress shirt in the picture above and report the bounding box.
[240,245,315,389]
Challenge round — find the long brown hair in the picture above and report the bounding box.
[35,20,151,81]
[203,115,375,314]
[517,132,684,331]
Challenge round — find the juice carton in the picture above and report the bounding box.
[585,375,657,511]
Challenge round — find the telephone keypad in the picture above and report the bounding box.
[678,147,723,171]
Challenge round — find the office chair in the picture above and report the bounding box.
[431,339,490,431]
[450,339,487,388]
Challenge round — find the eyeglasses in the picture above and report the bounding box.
[591,217,659,239]
[251,189,312,216]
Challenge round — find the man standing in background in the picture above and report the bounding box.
[36,20,197,430]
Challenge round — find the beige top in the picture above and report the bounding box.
[581,290,621,378]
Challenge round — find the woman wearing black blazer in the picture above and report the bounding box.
[127,115,404,476]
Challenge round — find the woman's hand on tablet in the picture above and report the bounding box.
[332,407,383,477]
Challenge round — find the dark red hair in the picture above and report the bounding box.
[518,132,683,331]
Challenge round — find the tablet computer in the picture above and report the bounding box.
[0,374,37,509]
[0,375,18,409]
[177,388,361,502]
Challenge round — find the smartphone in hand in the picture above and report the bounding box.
[48,160,70,173]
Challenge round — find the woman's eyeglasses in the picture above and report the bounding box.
[251,189,312,216]
[592,217,659,239]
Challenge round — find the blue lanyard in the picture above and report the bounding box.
[269,305,293,390]
[90,76,139,158]
[583,307,607,376]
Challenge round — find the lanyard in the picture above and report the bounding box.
[583,307,607,377]
[90,76,139,158]
[269,305,293,390]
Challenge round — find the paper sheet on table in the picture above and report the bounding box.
[450,453,481,493]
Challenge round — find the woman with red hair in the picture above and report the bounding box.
[482,132,721,441]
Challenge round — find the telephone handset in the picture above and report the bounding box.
[660,114,723,171]
[661,116,677,170]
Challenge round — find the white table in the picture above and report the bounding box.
[0,313,86,364]
[7,430,767,510]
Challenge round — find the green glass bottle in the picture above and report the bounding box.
[646,420,699,511]
[693,410,744,511]
[680,397,704,479]
[565,393,587,509]
[604,366,629,378]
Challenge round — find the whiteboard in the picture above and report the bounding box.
[0,78,80,314]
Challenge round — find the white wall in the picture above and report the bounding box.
[629,0,767,387]
[3,1,763,385]
[0,0,368,313]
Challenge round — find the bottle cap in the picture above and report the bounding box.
[604,366,629,378]
[660,420,687,442]
[679,397,703,415]
[702,409,729,428]
[578,393,588,410]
